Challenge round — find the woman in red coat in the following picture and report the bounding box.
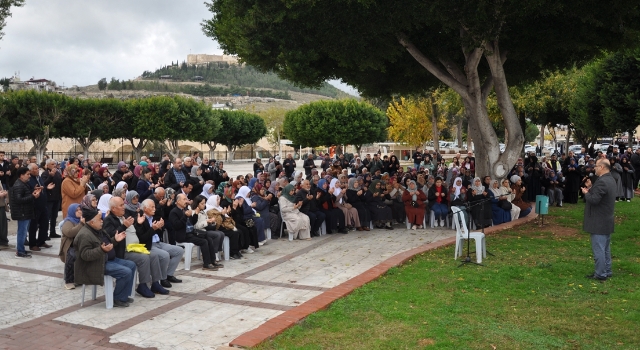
[402,180,427,230]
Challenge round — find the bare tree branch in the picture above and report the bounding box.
[397,34,470,99]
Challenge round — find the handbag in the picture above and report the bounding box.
[411,200,419,208]
[498,199,512,210]
[245,218,255,228]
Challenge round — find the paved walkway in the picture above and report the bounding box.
[0,215,455,349]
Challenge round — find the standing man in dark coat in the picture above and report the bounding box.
[303,154,316,180]
[41,159,63,239]
[283,154,296,180]
[630,148,640,190]
[581,159,616,281]
[10,167,42,258]
[27,163,54,251]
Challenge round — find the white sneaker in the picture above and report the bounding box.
[627,199,631,202]
[411,225,417,230]
[439,220,445,227]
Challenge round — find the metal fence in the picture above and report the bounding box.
[3,149,276,165]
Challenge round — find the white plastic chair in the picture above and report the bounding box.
[451,207,486,263]
[81,270,137,309]
[320,221,327,235]
[177,242,200,271]
[405,215,427,229]
[430,211,450,228]
[266,228,272,240]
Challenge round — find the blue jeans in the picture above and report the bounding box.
[104,258,136,302]
[16,220,30,254]
[432,203,448,221]
[590,234,612,278]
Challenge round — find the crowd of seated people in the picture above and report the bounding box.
[16,146,612,307]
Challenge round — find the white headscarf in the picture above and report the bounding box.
[115,181,128,196]
[330,178,341,196]
[206,194,223,212]
[97,194,112,213]
[201,183,213,199]
[236,186,255,213]
[452,177,463,197]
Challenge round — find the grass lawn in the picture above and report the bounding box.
[258,199,640,349]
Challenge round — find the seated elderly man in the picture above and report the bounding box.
[136,199,184,287]
[74,206,136,307]
[103,196,159,298]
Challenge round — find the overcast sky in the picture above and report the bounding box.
[0,0,358,95]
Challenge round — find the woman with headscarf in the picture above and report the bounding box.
[278,184,311,240]
[316,179,348,234]
[205,194,242,260]
[468,177,492,228]
[620,157,635,202]
[488,179,512,225]
[543,170,564,206]
[97,193,112,217]
[79,193,97,211]
[250,183,279,240]
[387,155,400,176]
[59,203,84,289]
[563,157,582,204]
[500,178,521,221]
[346,178,371,231]
[115,181,129,195]
[332,177,360,230]
[427,177,449,227]
[200,183,214,200]
[510,175,532,218]
[385,178,406,225]
[158,160,171,179]
[93,166,111,191]
[61,165,89,217]
[351,157,365,175]
[402,180,427,229]
[235,185,266,244]
[364,180,394,229]
[524,154,544,201]
[449,177,469,226]
[136,168,156,201]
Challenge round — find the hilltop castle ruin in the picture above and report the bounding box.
[186,54,239,66]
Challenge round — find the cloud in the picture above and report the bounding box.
[0,0,358,95]
[0,0,222,86]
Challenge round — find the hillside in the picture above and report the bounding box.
[139,62,349,98]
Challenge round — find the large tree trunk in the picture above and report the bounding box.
[398,35,523,180]
[33,139,47,165]
[539,125,545,149]
[457,118,463,148]
[127,138,147,162]
[76,138,94,161]
[166,140,180,159]
[430,95,440,154]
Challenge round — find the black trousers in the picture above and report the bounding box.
[29,205,49,247]
[320,208,345,232]
[46,200,60,237]
[303,211,326,234]
[182,234,214,266]
[220,229,240,255]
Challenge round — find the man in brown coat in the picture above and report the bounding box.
[74,207,136,307]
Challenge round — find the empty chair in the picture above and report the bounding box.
[452,207,486,264]
[177,242,201,271]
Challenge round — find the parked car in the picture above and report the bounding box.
[524,145,536,154]
[569,144,582,154]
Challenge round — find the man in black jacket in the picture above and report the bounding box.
[41,159,63,239]
[303,154,316,179]
[138,199,183,287]
[295,180,325,237]
[168,194,218,270]
[163,158,191,191]
[10,167,41,258]
[283,154,296,179]
[103,196,158,297]
[112,161,135,189]
[27,163,54,251]
[151,187,176,244]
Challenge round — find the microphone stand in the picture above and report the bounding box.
[457,196,494,268]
